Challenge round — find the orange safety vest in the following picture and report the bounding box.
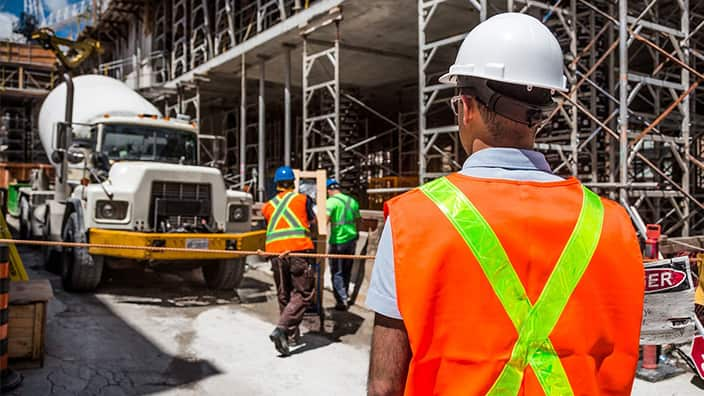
[385,173,644,396]
[262,191,314,253]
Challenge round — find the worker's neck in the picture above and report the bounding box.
[471,138,534,154]
[329,190,340,196]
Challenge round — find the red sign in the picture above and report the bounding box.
[691,335,704,379]
[644,268,687,294]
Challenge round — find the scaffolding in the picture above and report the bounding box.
[414,0,703,235]
[301,22,341,180]
[82,0,703,236]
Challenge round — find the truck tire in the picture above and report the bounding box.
[202,258,245,290]
[19,195,30,240]
[61,212,103,291]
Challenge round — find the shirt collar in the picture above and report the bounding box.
[463,147,554,173]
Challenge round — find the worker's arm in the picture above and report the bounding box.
[368,313,411,396]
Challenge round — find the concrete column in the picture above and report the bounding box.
[284,45,292,166]
[240,55,247,190]
[258,57,266,202]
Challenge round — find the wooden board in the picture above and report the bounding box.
[7,279,51,368]
[9,279,53,304]
[8,301,46,368]
[0,41,56,68]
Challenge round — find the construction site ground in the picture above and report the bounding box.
[5,245,703,395]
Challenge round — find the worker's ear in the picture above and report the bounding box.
[461,96,476,126]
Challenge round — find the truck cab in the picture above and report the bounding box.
[20,75,264,291]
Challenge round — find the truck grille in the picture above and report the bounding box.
[149,181,212,229]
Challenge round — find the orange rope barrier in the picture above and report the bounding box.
[0,239,376,261]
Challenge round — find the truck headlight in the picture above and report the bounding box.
[96,200,129,220]
[228,204,249,222]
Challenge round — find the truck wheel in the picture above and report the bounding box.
[19,195,31,240]
[61,212,103,291]
[202,258,246,290]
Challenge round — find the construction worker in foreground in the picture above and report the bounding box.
[366,13,644,395]
[326,178,361,310]
[263,165,316,356]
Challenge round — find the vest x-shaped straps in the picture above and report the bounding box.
[420,177,604,396]
[331,194,354,226]
[267,192,307,243]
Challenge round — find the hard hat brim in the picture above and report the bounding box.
[439,68,568,92]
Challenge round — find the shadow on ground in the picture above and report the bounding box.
[11,247,223,396]
[288,309,367,356]
[97,265,274,308]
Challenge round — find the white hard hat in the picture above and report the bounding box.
[439,13,567,92]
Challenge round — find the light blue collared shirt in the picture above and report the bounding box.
[365,148,564,319]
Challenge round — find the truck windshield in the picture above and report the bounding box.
[101,124,197,165]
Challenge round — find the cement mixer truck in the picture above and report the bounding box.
[19,74,264,291]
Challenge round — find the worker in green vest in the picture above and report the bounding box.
[326,178,361,311]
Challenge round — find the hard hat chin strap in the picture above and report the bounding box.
[461,80,555,128]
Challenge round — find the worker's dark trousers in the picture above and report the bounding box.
[271,253,315,335]
[329,239,357,304]
[697,303,704,326]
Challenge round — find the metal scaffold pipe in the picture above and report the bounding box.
[258,57,266,202]
[284,45,293,167]
[240,54,247,189]
[618,0,629,205]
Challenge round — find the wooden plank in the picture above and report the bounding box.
[8,336,33,357]
[32,303,44,358]
[7,317,35,329]
[9,279,53,303]
[8,304,36,319]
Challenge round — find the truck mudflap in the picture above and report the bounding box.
[87,229,266,260]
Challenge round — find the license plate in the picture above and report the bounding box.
[186,238,209,250]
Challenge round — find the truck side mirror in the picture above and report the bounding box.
[66,148,85,164]
[91,152,110,172]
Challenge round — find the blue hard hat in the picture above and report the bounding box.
[274,166,295,183]
[327,178,340,189]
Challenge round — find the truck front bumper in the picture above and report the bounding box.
[88,229,266,260]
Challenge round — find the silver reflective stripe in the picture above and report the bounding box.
[332,194,355,226]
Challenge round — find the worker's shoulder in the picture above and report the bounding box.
[595,193,630,220]
[593,193,637,238]
[385,186,426,210]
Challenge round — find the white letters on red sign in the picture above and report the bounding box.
[644,268,686,293]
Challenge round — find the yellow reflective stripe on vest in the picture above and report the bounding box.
[420,177,604,396]
[266,192,307,243]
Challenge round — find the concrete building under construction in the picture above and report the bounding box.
[37,0,704,236]
[0,41,55,163]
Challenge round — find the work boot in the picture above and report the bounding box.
[334,298,349,311]
[269,327,290,356]
[288,327,301,346]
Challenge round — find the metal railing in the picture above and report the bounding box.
[97,51,170,88]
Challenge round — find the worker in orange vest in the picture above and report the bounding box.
[366,13,644,396]
[262,165,316,356]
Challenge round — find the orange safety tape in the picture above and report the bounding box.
[0,239,376,261]
[0,354,7,370]
[0,262,7,278]
[0,323,6,339]
[0,294,6,309]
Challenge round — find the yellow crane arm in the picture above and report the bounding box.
[31,28,103,70]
